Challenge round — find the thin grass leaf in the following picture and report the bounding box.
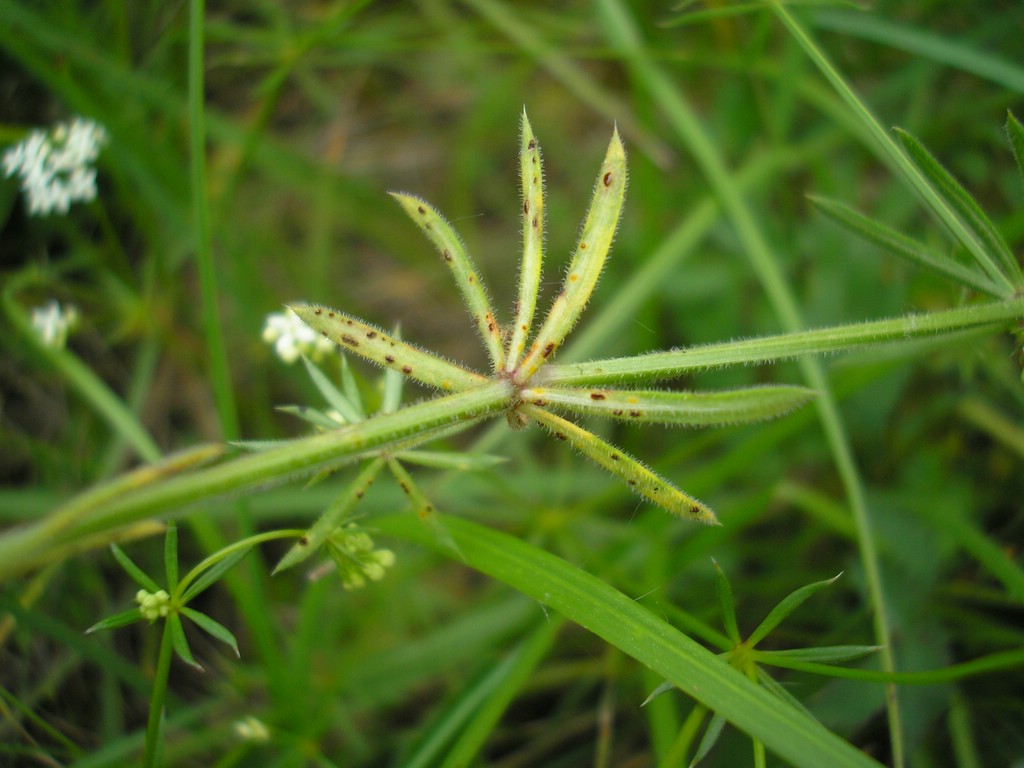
[665,0,859,27]
[339,354,366,420]
[405,619,561,768]
[809,195,1001,295]
[522,404,718,524]
[85,608,144,634]
[713,560,741,644]
[163,523,178,591]
[537,297,1024,385]
[181,607,240,658]
[388,458,462,559]
[757,645,883,665]
[390,192,506,371]
[396,450,508,471]
[506,109,546,371]
[770,1,1018,307]
[690,712,726,767]
[110,543,161,592]
[168,613,202,671]
[515,129,627,381]
[747,573,842,647]
[755,666,818,721]
[301,356,362,424]
[376,513,883,768]
[179,545,255,604]
[893,127,1022,286]
[1007,110,1024,188]
[290,304,487,392]
[274,456,386,574]
[520,384,814,426]
[274,405,343,431]
[642,679,677,707]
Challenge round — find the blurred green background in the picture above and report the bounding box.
[2,1,1023,766]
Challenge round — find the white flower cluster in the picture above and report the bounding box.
[3,117,108,216]
[262,308,335,364]
[135,588,171,622]
[31,300,79,349]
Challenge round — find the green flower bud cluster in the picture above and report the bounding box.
[326,525,396,590]
[135,588,171,622]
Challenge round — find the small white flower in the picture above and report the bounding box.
[3,117,108,216]
[262,308,335,364]
[30,300,79,349]
[233,716,271,742]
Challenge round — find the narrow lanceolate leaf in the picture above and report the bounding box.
[86,608,144,634]
[390,193,506,371]
[522,404,718,524]
[1007,111,1024,188]
[894,128,1023,289]
[290,304,486,392]
[179,546,255,604]
[519,385,814,427]
[755,645,883,666]
[110,543,161,592]
[397,449,508,471]
[747,573,842,647]
[809,195,1001,296]
[275,405,344,431]
[713,560,741,644]
[515,128,627,382]
[181,607,241,658]
[169,613,203,671]
[274,456,386,574]
[506,110,546,371]
[301,357,362,425]
[388,458,462,558]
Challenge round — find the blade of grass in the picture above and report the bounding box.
[596,2,907,761]
[809,195,1002,295]
[190,0,237,440]
[893,128,1022,285]
[2,275,162,464]
[374,513,884,768]
[404,619,562,768]
[770,1,1020,298]
[1007,111,1024,186]
[811,8,1024,94]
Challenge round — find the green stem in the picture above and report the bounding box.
[142,619,176,768]
[0,380,513,582]
[2,273,161,464]
[540,298,1024,384]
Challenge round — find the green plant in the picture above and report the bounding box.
[4,3,1024,766]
